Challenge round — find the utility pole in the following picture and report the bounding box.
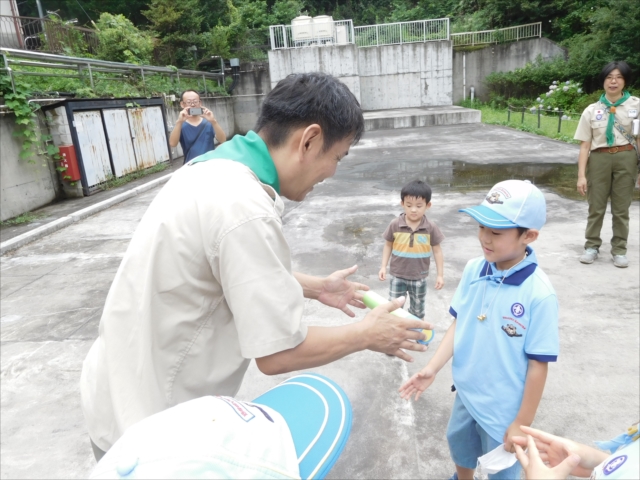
[35,0,47,43]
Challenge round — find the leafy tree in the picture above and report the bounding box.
[94,13,155,64]
[17,0,151,28]
[142,0,205,67]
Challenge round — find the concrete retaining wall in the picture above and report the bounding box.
[1,113,62,221]
[452,37,567,103]
[268,42,453,110]
[269,45,361,103]
[358,41,452,110]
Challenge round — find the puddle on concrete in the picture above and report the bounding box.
[347,161,640,201]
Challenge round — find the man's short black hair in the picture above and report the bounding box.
[255,72,364,151]
[401,180,432,203]
[599,61,632,89]
[180,90,200,102]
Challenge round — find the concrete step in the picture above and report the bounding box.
[363,106,481,131]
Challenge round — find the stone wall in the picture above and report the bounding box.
[452,37,568,103]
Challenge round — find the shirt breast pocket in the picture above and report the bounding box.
[591,120,607,130]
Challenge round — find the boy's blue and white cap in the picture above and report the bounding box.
[459,179,546,230]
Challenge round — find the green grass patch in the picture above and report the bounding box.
[100,162,170,191]
[461,101,580,144]
[0,212,44,227]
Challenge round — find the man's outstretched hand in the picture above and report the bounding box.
[317,265,369,317]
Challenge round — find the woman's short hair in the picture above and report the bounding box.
[599,61,632,88]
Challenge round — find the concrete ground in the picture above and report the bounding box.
[1,124,638,479]
[0,156,184,244]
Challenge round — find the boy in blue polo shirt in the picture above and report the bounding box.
[399,180,559,480]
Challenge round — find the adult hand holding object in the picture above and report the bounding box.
[514,432,582,480]
[512,425,608,479]
[255,296,429,376]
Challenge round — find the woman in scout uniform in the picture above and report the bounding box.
[574,61,639,268]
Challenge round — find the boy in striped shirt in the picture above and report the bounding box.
[379,180,445,320]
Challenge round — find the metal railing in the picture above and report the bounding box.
[0,15,99,54]
[451,22,541,47]
[269,19,354,50]
[1,48,224,95]
[354,18,449,47]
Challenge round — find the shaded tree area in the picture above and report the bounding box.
[16,0,639,90]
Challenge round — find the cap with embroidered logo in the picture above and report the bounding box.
[459,179,546,230]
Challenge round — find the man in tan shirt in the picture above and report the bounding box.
[81,73,431,460]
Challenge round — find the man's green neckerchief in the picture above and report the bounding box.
[189,130,280,193]
[600,91,631,146]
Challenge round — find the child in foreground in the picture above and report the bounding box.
[379,180,445,320]
[399,180,559,480]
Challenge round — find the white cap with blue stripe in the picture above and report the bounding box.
[459,180,546,230]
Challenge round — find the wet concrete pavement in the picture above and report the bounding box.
[1,124,639,479]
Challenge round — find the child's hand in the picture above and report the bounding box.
[398,367,436,401]
[504,421,526,453]
[435,275,444,290]
[378,267,386,281]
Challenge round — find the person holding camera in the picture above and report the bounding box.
[169,90,227,164]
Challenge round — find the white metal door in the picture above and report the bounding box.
[144,106,170,164]
[127,107,170,169]
[103,109,138,177]
[73,111,112,187]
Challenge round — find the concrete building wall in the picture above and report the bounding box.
[268,41,452,110]
[233,62,271,96]
[268,45,362,103]
[1,113,62,221]
[358,41,453,110]
[452,37,567,103]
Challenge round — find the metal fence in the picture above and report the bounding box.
[1,48,224,96]
[354,18,449,47]
[507,104,579,135]
[451,22,541,47]
[0,15,99,54]
[269,19,354,50]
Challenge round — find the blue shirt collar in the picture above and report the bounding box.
[476,246,537,286]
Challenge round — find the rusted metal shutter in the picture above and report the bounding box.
[127,107,170,169]
[103,109,138,177]
[73,111,112,187]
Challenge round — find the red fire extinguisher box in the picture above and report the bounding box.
[57,145,81,182]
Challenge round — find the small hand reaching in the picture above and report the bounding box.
[398,367,436,401]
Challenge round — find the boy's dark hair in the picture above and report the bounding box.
[180,90,200,102]
[401,180,432,203]
[599,61,632,89]
[516,227,529,236]
[255,72,364,152]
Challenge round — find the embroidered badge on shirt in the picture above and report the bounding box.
[501,324,523,338]
[511,303,525,317]
[629,109,638,118]
[595,109,604,121]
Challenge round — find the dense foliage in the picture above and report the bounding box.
[14,0,640,89]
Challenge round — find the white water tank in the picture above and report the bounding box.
[291,15,313,41]
[312,15,334,39]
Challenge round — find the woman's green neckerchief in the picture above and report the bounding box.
[600,91,631,146]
